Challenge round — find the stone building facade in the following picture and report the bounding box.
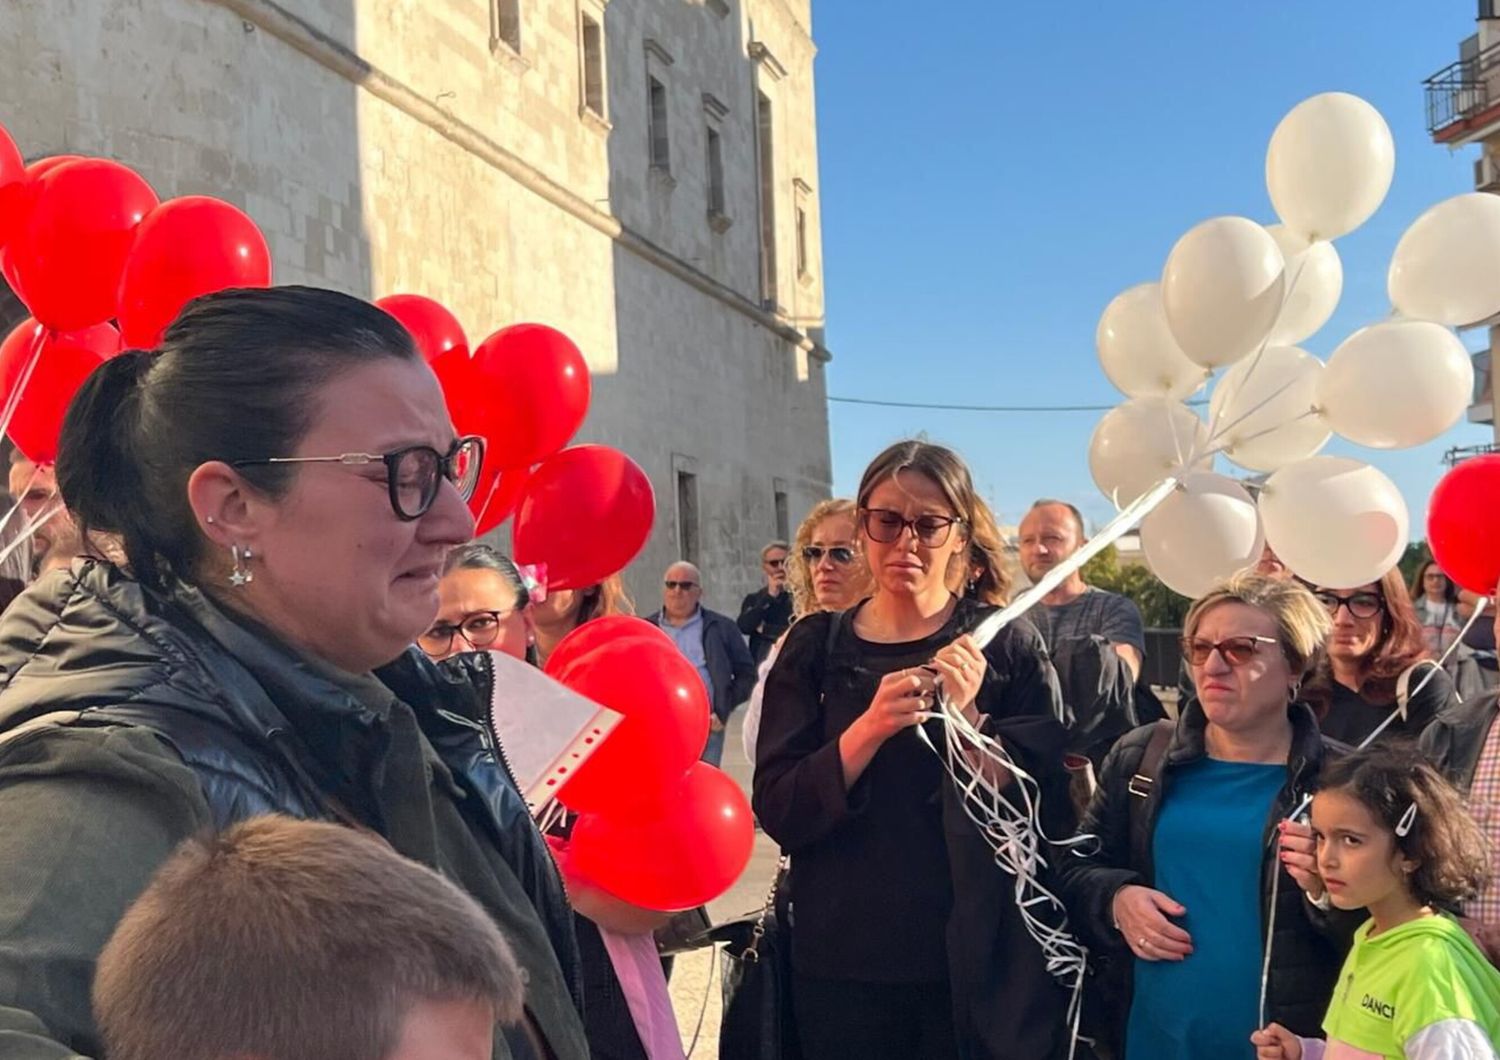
[0,0,832,611]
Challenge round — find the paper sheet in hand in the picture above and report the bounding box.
[486,650,624,817]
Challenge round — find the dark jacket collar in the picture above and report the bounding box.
[1170,697,1329,787]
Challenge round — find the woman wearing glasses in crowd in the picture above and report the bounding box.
[754,440,1076,1060]
[1302,569,1459,748]
[1058,572,1355,1060]
[740,498,874,767]
[420,544,536,663]
[0,289,588,1060]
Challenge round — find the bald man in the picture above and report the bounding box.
[649,561,757,767]
[1018,499,1157,767]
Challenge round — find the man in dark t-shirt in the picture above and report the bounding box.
[1019,499,1148,764]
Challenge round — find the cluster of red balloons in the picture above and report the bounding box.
[543,617,755,910]
[0,122,271,462]
[1428,453,1500,597]
[376,294,656,590]
[375,296,735,905]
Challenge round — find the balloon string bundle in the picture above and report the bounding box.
[1255,596,1490,1026]
[917,705,1097,1060]
[0,495,63,570]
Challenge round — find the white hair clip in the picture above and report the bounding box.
[1395,802,1418,838]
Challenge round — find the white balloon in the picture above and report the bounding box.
[1208,345,1330,472]
[1096,283,1210,400]
[1162,217,1286,368]
[1141,472,1265,598]
[1266,92,1395,243]
[1388,192,1500,326]
[1259,456,1409,589]
[1266,225,1343,344]
[1318,320,1474,448]
[1087,397,1210,508]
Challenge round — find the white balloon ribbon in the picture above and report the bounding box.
[918,475,1179,1059]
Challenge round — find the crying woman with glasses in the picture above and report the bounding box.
[1297,568,1460,750]
[1057,572,1356,1060]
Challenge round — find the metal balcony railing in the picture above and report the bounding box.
[1444,442,1500,467]
[1424,37,1500,136]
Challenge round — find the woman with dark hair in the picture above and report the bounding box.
[1408,559,1463,657]
[421,543,536,663]
[754,439,1074,1060]
[1304,568,1460,747]
[0,287,587,1060]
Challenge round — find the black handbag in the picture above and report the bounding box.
[709,856,801,1060]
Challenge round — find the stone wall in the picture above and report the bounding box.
[0,0,831,614]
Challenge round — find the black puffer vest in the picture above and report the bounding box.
[0,559,581,1009]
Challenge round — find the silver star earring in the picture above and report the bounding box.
[229,545,254,588]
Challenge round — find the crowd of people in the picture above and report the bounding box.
[0,286,1494,1059]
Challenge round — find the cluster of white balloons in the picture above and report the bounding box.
[1093,92,1496,596]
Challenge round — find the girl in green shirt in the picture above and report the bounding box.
[1253,748,1500,1059]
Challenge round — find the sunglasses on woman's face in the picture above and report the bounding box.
[1179,635,1279,667]
[802,545,857,566]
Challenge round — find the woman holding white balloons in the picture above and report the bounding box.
[1301,568,1459,749]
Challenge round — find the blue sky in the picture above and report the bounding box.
[815,2,1492,536]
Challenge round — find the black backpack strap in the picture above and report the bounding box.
[1127,719,1174,873]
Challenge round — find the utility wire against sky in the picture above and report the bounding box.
[829,395,1209,413]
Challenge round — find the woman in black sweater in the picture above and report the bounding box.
[753,440,1075,1060]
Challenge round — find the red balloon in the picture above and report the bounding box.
[553,636,710,814]
[1,157,84,302]
[513,445,655,591]
[0,126,24,247]
[1428,453,1500,596]
[471,464,532,537]
[377,294,469,363]
[2,158,158,330]
[569,764,755,911]
[542,616,676,680]
[444,324,590,470]
[0,318,119,463]
[116,196,272,348]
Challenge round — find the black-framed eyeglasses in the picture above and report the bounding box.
[418,608,516,658]
[233,435,485,521]
[859,507,964,547]
[664,580,699,590]
[764,557,786,569]
[802,545,857,566]
[1180,635,1280,667]
[1313,589,1384,621]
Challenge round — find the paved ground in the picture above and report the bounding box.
[667,711,779,1057]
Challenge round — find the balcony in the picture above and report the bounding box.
[1425,36,1500,146]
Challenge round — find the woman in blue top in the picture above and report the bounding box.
[1060,572,1359,1058]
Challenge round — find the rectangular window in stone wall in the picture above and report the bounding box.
[756,92,778,307]
[677,471,700,565]
[649,77,671,171]
[491,0,520,54]
[774,489,790,542]
[706,127,725,215]
[580,14,606,119]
